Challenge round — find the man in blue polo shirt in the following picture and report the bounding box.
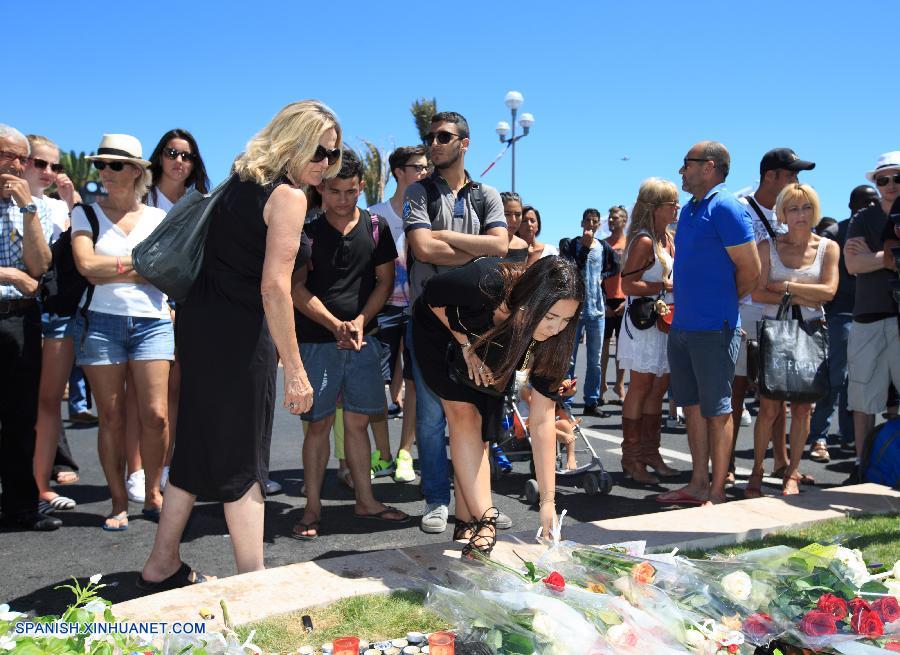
[659,141,760,506]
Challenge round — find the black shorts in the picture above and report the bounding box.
[375,305,413,382]
[605,298,625,340]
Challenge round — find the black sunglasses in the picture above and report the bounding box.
[875,173,900,187]
[93,160,128,172]
[30,158,65,173]
[403,163,428,173]
[163,147,195,162]
[683,157,711,167]
[424,130,462,146]
[311,145,341,165]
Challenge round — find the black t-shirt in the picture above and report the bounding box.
[296,209,398,342]
[821,220,855,316]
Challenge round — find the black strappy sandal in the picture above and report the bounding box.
[461,507,500,559]
[453,518,474,541]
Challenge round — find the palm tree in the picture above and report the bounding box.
[410,98,437,144]
[357,140,389,207]
[60,151,99,190]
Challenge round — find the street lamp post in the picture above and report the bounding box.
[495,91,534,193]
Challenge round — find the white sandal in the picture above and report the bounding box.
[39,495,76,513]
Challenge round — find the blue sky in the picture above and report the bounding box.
[7,1,898,246]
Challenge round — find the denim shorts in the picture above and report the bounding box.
[41,312,74,340]
[72,310,174,366]
[667,324,741,417]
[300,339,385,422]
[375,305,412,381]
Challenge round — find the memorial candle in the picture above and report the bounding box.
[428,631,455,655]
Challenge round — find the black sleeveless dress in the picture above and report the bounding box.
[170,176,310,502]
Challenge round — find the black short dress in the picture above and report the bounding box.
[170,176,310,502]
[411,257,558,440]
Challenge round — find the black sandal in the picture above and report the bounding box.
[461,507,500,559]
[452,519,474,541]
[136,562,208,592]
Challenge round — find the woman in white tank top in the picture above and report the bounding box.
[747,184,839,497]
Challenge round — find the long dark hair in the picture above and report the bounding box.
[474,256,583,386]
[147,128,210,197]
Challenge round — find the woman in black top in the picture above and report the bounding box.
[413,256,583,557]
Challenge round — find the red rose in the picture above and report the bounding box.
[883,642,900,652]
[848,597,871,614]
[542,571,565,592]
[816,593,848,620]
[872,596,900,624]
[744,612,774,640]
[799,610,838,637]
[727,645,739,654]
[851,607,884,638]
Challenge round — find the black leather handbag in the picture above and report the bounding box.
[757,294,830,402]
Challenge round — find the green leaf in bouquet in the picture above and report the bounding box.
[503,632,536,654]
[523,561,539,583]
[858,579,889,596]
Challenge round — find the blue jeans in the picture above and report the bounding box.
[567,314,605,406]
[809,314,853,444]
[67,366,89,415]
[406,318,450,506]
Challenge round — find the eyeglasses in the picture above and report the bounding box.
[657,201,681,209]
[93,160,128,172]
[875,173,900,187]
[29,158,65,173]
[683,158,711,168]
[402,164,428,173]
[424,130,462,146]
[0,150,29,165]
[311,145,341,165]
[163,147,195,163]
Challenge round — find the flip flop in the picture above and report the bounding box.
[38,496,76,512]
[291,518,321,541]
[141,508,161,522]
[136,562,208,592]
[354,506,411,523]
[102,512,129,531]
[655,489,707,505]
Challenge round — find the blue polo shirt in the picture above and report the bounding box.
[672,183,754,331]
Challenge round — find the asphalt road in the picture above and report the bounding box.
[0,343,855,615]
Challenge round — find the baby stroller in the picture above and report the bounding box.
[490,384,613,504]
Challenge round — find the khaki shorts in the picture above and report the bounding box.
[847,317,900,415]
[734,304,765,378]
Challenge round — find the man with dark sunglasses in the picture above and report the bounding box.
[0,124,59,531]
[844,152,900,483]
[403,111,509,535]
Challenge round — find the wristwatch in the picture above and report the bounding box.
[21,203,38,215]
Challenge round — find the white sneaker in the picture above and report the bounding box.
[420,503,449,534]
[126,469,145,503]
[740,408,752,427]
[160,466,170,491]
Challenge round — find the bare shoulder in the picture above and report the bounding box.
[264,184,307,225]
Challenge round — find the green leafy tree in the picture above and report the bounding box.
[60,150,100,191]
[410,98,437,144]
[357,140,389,207]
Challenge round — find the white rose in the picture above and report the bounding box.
[721,571,753,601]
[606,623,638,648]
[89,574,103,585]
[684,629,707,649]
[83,599,106,614]
[886,579,900,600]
[0,605,23,622]
[892,560,900,581]
[721,630,745,647]
[0,635,15,651]
[532,612,555,639]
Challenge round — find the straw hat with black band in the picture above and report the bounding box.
[86,134,152,189]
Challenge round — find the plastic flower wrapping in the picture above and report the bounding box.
[426,540,900,654]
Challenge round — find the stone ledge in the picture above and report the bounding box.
[112,483,899,625]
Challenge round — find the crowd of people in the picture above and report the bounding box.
[1,103,898,588]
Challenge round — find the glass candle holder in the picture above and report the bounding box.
[428,631,455,655]
[332,636,359,655]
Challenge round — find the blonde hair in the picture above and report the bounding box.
[626,178,678,277]
[775,183,822,227]
[233,100,342,186]
[26,134,60,155]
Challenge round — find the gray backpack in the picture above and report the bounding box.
[132,175,233,303]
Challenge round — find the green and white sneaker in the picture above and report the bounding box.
[393,449,416,482]
[370,449,395,479]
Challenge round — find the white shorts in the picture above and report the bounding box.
[847,317,900,415]
[734,304,765,378]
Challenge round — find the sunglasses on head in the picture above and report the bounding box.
[30,158,65,173]
[424,130,462,146]
[93,160,128,172]
[875,173,900,187]
[311,145,341,165]
[163,147,195,162]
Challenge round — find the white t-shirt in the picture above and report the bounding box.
[368,198,409,307]
[539,244,559,259]
[145,187,176,212]
[41,196,70,243]
[739,195,786,307]
[71,203,170,318]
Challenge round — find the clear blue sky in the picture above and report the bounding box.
[7,1,898,246]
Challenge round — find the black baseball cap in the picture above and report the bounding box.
[760,148,816,176]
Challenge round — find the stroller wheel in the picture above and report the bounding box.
[582,473,601,496]
[600,472,614,495]
[524,479,540,506]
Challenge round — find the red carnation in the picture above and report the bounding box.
[848,597,871,614]
[883,642,900,652]
[851,607,884,638]
[872,596,900,624]
[816,593,848,620]
[542,571,565,592]
[744,612,774,640]
[799,610,838,637]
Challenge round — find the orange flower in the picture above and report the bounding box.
[631,561,656,584]
[721,614,742,631]
[587,582,606,594]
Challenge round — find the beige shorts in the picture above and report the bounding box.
[734,304,765,378]
[847,317,900,415]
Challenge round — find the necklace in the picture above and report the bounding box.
[520,339,536,371]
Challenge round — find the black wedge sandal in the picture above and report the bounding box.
[461,507,500,559]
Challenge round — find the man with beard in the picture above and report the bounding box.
[403,111,509,534]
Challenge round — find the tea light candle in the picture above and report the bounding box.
[427,632,454,655]
[333,636,359,655]
[407,632,425,644]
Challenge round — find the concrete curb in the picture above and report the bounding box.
[112,483,899,625]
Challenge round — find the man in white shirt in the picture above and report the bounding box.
[731,148,815,487]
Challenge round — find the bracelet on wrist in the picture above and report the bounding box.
[116,256,126,275]
[459,340,471,349]
[539,498,555,506]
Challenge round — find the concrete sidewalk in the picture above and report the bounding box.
[112,483,899,626]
